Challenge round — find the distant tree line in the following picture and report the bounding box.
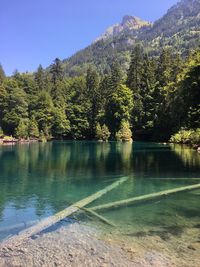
[0,45,199,142]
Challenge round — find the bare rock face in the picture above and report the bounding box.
[95,15,151,42]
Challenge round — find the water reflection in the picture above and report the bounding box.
[0,141,199,237]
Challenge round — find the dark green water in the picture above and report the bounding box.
[0,141,200,241]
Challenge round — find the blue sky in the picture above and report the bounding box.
[1,0,179,75]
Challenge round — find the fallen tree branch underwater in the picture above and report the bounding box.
[77,207,116,227]
[0,176,128,248]
[90,183,200,212]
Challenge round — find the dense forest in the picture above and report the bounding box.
[0,45,199,143]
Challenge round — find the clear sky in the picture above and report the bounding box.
[1,0,179,75]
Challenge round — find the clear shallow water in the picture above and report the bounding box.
[0,141,200,241]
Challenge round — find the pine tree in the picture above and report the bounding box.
[15,120,28,139]
[2,79,28,135]
[105,84,133,137]
[110,60,123,88]
[0,64,6,84]
[139,54,157,133]
[153,49,179,138]
[175,49,200,129]
[126,44,144,130]
[29,117,40,138]
[35,64,46,91]
[32,91,54,137]
[68,77,90,139]
[0,85,8,128]
[50,58,64,84]
[127,44,143,90]
[52,107,70,137]
[86,66,100,138]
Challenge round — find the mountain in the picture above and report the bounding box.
[63,0,200,77]
[95,15,151,42]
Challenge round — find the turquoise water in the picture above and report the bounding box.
[0,141,200,241]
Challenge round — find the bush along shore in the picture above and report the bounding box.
[0,131,48,144]
[169,128,200,151]
[0,118,133,144]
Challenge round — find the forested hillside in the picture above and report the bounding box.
[0,47,199,143]
[63,0,200,77]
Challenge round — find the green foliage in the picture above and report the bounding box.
[116,121,132,141]
[0,127,4,138]
[39,130,47,143]
[0,85,8,126]
[0,43,199,142]
[15,120,29,139]
[170,128,200,145]
[29,117,39,139]
[105,84,133,137]
[32,90,54,136]
[86,66,100,138]
[0,64,6,84]
[2,79,28,135]
[52,107,70,137]
[68,77,90,139]
[50,58,64,84]
[95,123,111,141]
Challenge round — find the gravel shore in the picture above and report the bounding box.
[0,221,200,267]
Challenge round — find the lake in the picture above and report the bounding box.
[0,141,200,241]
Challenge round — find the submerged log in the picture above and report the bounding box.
[79,207,116,227]
[90,183,200,212]
[1,176,128,247]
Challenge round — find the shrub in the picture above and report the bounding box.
[170,128,200,145]
[116,121,132,141]
[95,123,110,141]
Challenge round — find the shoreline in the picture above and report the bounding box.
[0,220,200,267]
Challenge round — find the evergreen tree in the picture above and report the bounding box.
[127,44,143,90]
[174,49,200,129]
[52,107,70,137]
[110,60,123,88]
[35,65,46,91]
[15,119,28,139]
[86,66,100,138]
[139,55,157,133]
[0,85,8,127]
[29,117,40,138]
[126,45,144,130]
[2,80,28,135]
[105,84,133,137]
[0,64,6,84]
[50,58,64,84]
[153,49,180,138]
[68,77,90,139]
[32,91,54,137]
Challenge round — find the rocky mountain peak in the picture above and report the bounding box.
[95,15,151,42]
[121,15,149,28]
